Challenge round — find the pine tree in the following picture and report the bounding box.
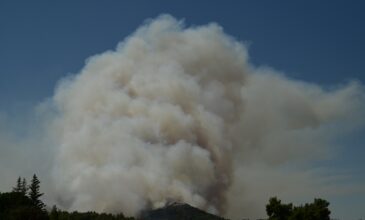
[28,174,45,210]
[20,178,28,195]
[12,176,22,193]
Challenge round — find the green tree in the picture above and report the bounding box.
[266,197,293,220]
[266,197,331,220]
[0,192,48,220]
[28,174,45,210]
[20,178,28,195]
[309,198,330,220]
[12,176,27,196]
[12,177,22,193]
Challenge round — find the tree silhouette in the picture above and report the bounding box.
[266,197,293,220]
[266,197,331,220]
[12,176,28,196]
[20,178,27,195]
[28,174,45,210]
[0,191,48,220]
[4,175,134,219]
[12,177,22,193]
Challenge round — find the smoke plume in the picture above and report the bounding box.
[50,15,364,218]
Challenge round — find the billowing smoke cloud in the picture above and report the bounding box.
[50,15,365,218]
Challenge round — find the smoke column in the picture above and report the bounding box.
[51,15,364,218]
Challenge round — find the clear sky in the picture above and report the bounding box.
[0,1,364,219]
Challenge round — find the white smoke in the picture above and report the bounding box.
[50,15,365,218]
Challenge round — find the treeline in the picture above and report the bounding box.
[49,207,135,220]
[0,174,48,219]
[266,197,331,220]
[0,175,135,220]
[1,175,332,220]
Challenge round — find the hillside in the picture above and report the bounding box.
[140,202,228,220]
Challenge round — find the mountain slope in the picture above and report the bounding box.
[140,202,228,220]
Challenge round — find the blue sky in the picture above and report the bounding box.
[0,1,364,219]
[1,0,364,108]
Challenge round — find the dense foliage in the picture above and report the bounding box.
[0,191,48,220]
[1,175,135,220]
[266,197,331,220]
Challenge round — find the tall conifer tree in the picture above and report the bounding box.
[12,176,22,193]
[28,174,45,209]
[20,178,27,195]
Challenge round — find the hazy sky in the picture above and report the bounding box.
[0,1,364,219]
